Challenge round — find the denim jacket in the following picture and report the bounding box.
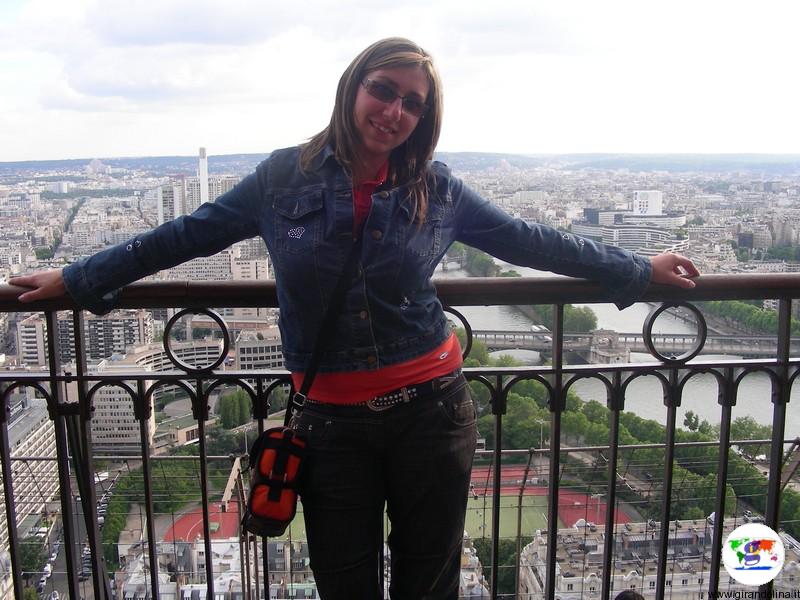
[63,145,652,373]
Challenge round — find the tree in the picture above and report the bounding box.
[19,537,47,586]
[219,395,235,428]
[238,392,252,424]
[473,536,531,597]
[730,416,772,460]
[533,304,598,333]
[683,410,700,431]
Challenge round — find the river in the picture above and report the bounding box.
[434,262,800,439]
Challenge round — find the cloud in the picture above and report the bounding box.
[4,0,800,160]
[83,0,299,47]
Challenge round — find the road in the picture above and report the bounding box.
[43,474,119,599]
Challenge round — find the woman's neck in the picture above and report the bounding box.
[352,155,389,185]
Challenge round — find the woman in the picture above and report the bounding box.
[12,38,699,599]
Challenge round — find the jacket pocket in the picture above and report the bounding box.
[401,203,443,259]
[273,189,324,255]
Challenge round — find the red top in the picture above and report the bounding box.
[290,162,463,404]
[291,333,463,404]
[352,161,389,235]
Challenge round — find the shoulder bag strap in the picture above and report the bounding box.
[284,238,362,425]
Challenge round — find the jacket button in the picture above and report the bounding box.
[359,310,368,320]
[378,191,389,199]
[371,230,383,240]
[366,355,377,364]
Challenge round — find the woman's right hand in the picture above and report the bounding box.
[9,269,67,303]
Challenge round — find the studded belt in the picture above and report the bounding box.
[304,369,464,412]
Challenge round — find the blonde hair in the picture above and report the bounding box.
[300,37,443,223]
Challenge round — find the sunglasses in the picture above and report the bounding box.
[361,78,430,118]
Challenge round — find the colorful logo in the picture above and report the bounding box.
[721,523,785,586]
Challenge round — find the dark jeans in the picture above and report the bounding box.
[295,376,477,599]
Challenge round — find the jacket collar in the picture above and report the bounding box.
[310,144,338,172]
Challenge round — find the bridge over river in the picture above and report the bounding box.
[472,329,785,360]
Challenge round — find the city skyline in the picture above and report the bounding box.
[2,0,800,162]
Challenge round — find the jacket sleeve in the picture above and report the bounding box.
[63,164,268,314]
[449,174,652,310]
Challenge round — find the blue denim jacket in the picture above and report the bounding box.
[63,145,652,372]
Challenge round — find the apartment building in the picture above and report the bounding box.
[518,517,800,599]
[16,310,154,367]
[0,395,58,598]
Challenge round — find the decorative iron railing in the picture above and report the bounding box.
[0,273,798,599]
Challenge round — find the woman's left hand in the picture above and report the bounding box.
[649,253,700,289]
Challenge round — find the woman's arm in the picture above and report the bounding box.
[449,172,699,307]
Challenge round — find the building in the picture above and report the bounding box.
[82,359,157,453]
[198,147,209,208]
[16,310,154,368]
[0,394,58,598]
[234,328,283,371]
[632,191,663,216]
[165,245,271,318]
[518,517,800,599]
[159,153,241,226]
[158,182,185,225]
[16,314,46,366]
[152,414,217,455]
[570,222,688,255]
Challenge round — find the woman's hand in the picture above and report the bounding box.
[9,269,67,303]
[649,253,700,289]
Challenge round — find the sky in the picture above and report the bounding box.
[2,0,800,162]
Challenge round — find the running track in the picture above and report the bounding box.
[471,466,632,527]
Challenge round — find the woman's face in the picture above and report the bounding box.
[352,65,430,166]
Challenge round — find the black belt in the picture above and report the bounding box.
[305,368,464,412]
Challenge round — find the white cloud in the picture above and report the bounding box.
[2,0,800,160]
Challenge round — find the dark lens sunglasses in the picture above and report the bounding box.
[361,78,430,118]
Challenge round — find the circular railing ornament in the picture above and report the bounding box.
[443,306,472,360]
[162,308,230,373]
[642,302,707,364]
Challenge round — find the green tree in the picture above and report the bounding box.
[531,304,598,333]
[473,536,531,597]
[730,416,772,460]
[219,395,236,429]
[683,410,700,431]
[19,537,47,585]
[461,246,500,277]
[237,391,252,425]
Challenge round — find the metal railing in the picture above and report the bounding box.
[0,272,798,599]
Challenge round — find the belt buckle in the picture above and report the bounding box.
[437,369,461,389]
[366,398,394,412]
[366,386,410,412]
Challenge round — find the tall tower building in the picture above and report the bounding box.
[198,147,209,206]
[158,182,184,225]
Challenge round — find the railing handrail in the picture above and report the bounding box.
[3,272,800,600]
[3,272,800,312]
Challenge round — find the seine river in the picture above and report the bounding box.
[435,263,800,440]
